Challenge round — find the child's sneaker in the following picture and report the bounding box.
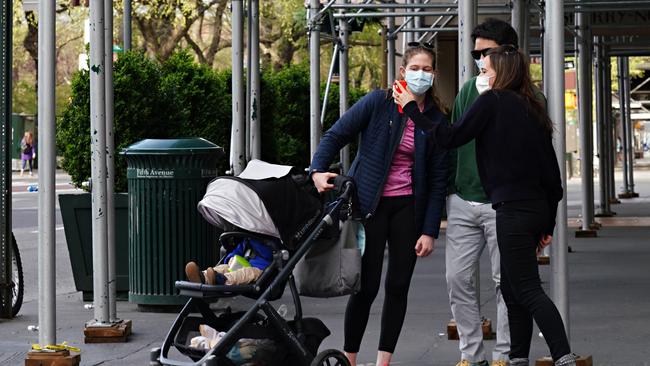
[185,262,205,283]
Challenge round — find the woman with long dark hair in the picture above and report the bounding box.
[393,45,578,366]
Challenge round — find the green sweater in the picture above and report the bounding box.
[449,76,488,202]
[449,77,546,203]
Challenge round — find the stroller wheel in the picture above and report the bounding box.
[310,349,351,366]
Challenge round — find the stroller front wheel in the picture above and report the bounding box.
[310,349,351,366]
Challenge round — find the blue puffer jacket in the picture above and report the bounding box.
[310,89,448,238]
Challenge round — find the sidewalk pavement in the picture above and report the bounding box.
[1,171,650,365]
[11,169,79,193]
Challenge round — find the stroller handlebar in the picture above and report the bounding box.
[328,175,355,201]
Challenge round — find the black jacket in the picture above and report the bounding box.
[403,89,563,235]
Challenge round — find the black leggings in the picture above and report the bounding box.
[344,195,418,353]
[495,199,571,361]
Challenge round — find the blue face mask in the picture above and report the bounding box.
[404,70,434,95]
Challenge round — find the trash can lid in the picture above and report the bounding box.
[121,138,224,156]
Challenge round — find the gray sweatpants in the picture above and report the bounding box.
[445,194,510,362]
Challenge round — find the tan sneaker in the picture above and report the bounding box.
[185,261,204,283]
[456,361,489,366]
[492,361,509,366]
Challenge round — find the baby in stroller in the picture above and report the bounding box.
[184,237,274,286]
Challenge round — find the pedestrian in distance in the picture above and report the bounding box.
[392,44,579,366]
[310,41,448,366]
[20,131,35,177]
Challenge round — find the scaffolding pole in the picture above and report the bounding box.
[387,10,396,87]
[90,0,109,325]
[576,7,597,235]
[405,0,413,44]
[594,36,613,217]
[309,0,322,159]
[105,0,118,322]
[458,0,476,88]
[38,0,58,345]
[617,57,630,195]
[338,0,350,173]
[231,0,246,175]
[547,0,571,338]
[249,0,261,160]
[604,50,619,204]
[123,0,131,50]
[622,57,638,197]
[511,0,530,55]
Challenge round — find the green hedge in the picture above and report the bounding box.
[57,50,365,192]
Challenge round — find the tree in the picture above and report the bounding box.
[12,1,86,115]
[130,0,227,62]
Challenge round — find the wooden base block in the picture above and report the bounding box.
[481,318,494,340]
[575,229,597,238]
[535,355,593,366]
[25,350,80,366]
[447,319,494,340]
[609,198,621,204]
[537,256,550,265]
[618,192,639,199]
[588,222,602,230]
[84,319,132,343]
[447,319,459,340]
[594,212,615,218]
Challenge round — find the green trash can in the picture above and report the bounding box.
[122,138,224,307]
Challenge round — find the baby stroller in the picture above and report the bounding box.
[153,160,355,366]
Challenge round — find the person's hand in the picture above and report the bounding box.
[392,80,416,108]
[537,234,552,255]
[415,234,434,257]
[311,171,338,193]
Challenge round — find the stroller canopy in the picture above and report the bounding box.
[198,160,322,249]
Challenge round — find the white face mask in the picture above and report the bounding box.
[474,58,486,71]
[475,74,493,94]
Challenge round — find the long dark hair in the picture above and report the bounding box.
[486,45,553,134]
[389,43,448,114]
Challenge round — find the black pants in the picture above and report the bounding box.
[495,199,571,361]
[344,195,418,353]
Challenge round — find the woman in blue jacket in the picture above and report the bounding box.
[310,42,448,366]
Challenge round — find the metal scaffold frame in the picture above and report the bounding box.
[9,0,650,357]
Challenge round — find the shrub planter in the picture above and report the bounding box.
[59,193,129,301]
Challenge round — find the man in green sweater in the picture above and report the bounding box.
[446,19,519,366]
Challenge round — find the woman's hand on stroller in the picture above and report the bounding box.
[312,172,338,193]
[415,234,434,257]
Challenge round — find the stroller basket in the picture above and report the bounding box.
[173,312,277,361]
[173,311,330,364]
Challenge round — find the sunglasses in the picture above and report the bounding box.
[407,41,434,51]
[471,47,492,60]
[472,44,519,60]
